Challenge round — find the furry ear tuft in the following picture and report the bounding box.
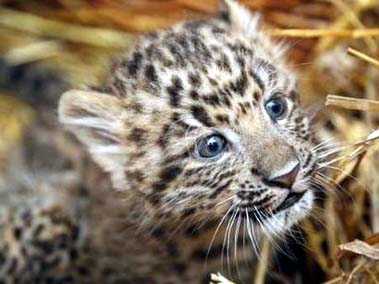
[58,89,128,190]
[219,0,260,35]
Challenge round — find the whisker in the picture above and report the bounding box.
[317,132,379,168]
[221,208,233,272]
[167,214,191,240]
[307,206,328,230]
[315,144,352,160]
[234,211,242,278]
[322,165,369,193]
[283,223,309,253]
[260,210,293,260]
[312,138,341,152]
[205,205,235,273]
[223,209,237,274]
[312,175,341,197]
[215,196,234,208]
[309,177,347,203]
[245,208,261,259]
[253,207,284,257]
[315,173,357,205]
[242,216,249,269]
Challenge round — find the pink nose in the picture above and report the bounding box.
[269,162,300,189]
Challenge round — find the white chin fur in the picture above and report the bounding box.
[261,190,314,237]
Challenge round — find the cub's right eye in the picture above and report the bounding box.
[265,96,288,121]
[195,135,227,159]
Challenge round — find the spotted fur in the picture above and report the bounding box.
[0,0,318,283]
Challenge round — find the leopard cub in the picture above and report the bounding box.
[1,0,318,283]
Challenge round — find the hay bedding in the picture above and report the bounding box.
[0,0,378,283]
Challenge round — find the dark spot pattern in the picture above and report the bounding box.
[153,166,183,191]
[167,76,184,107]
[126,52,143,77]
[191,106,214,127]
[188,73,201,87]
[5,7,317,284]
[249,69,265,93]
[128,127,147,146]
[144,64,158,84]
[209,179,233,198]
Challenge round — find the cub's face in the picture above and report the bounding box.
[59,0,317,239]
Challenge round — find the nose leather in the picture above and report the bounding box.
[268,162,300,188]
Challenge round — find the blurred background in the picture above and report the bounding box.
[0,0,378,283]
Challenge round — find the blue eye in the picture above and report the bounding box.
[265,96,287,120]
[197,135,227,158]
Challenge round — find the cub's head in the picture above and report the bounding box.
[59,0,317,238]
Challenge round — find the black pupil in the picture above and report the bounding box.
[267,98,284,117]
[198,135,225,158]
[207,137,221,153]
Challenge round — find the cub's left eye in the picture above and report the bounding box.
[196,135,227,158]
[265,96,288,120]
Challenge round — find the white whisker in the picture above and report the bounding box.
[233,211,242,277]
[245,208,261,259]
[205,205,235,273]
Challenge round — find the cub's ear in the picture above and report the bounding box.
[58,90,128,190]
[219,0,260,35]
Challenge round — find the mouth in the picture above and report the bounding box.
[272,191,306,214]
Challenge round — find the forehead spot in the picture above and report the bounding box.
[216,53,232,73]
[191,105,214,127]
[249,69,265,93]
[167,76,184,107]
[238,102,248,115]
[188,73,202,88]
[253,91,261,103]
[190,90,200,100]
[202,94,221,107]
[208,77,219,87]
[229,72,248,96]
[215,114,230,124]
[167,43,186,67]
[144,64,158,83]
[126,51,143,77]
